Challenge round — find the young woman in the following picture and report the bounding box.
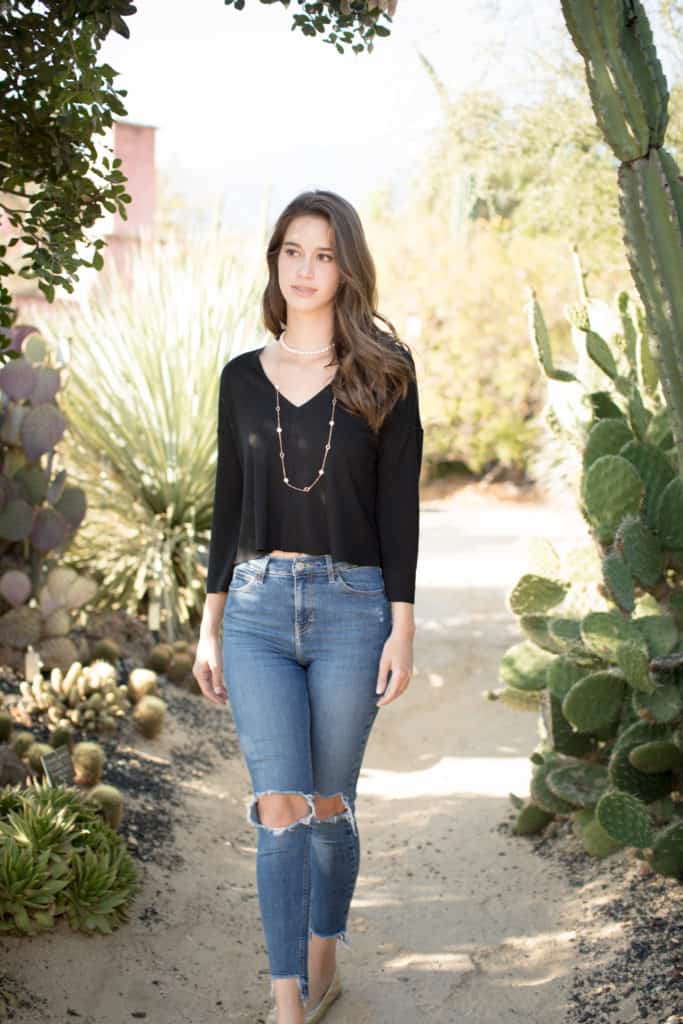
[193,189,423,1024]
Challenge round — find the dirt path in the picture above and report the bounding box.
[2,485,593,1024]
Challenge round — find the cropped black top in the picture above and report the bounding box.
[205,342,423,603]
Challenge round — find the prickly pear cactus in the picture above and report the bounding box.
[0,327,96,673]
[498,0,683,879]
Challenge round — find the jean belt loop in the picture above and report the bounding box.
[325,553,335,584]
[256,554,270,583]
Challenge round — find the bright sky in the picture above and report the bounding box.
[99,0,673,231]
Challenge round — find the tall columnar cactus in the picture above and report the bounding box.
[560,0,683,476]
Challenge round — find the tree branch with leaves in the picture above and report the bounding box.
[0,0,136,341]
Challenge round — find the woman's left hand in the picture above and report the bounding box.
[375,627,415,707]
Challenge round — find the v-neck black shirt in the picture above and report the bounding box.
[206,343,423,603]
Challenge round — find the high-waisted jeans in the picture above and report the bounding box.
[221,552,393,1002]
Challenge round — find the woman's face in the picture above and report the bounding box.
[277,214,341,315]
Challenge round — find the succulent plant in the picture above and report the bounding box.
[0,780,140,935]
[26,741,54,778]
[71,740,105,787]
[16,660,130,736]
[145,641,196,687]
[0,329,99,672]
[127,667,158,704]
[84,783,124,830]
[500,0,683,875]
[10,730,36,758]
[132,694,166,739]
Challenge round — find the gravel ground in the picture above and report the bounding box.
[498,813,683,1024]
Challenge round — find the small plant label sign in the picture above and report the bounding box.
[42,746,74,786]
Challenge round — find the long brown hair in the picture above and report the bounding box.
[261,189,416,434]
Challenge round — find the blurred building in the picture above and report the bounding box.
[11,119,157,320]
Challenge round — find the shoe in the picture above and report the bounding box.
[265,967,342,1024]
[304,966,342,1023]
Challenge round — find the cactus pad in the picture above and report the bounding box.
[628,740,683,773]
[545,762,610,808]
[656,477,683,548]
[619,440,676,528]
[631,679,682,723]
[512,801,555,836]
[580,610,647,660]
[595,791,654,848]
[580,814,626,858]
[601,550,635,611]
[582,454,644,544]
[546,692,595,757]
[546,657,587,700]
[608,721,675,800]
[499,641,554,691]
[647,821,683,878]
[635,613,679,656]
[530,757,577,815]
[614,516,664,588]
[508,574,568,616]
[583,418,634,469]
[615,641,656,693]
[562,670,626,733]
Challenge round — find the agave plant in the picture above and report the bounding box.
[32,216,267,638]
[0,778,140,935]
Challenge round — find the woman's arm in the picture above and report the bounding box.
[374,353,423,606]
[195,363,243,705]
[374,353,423,705]
[204,361,243,609]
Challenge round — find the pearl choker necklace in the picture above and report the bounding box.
[278,330,333,356]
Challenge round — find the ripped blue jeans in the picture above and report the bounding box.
[221,553,392,1002]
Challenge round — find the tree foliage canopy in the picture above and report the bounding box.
[0,1,139,338]
[223,0,396,53]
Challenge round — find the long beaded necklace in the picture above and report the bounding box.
[273,331,337,493]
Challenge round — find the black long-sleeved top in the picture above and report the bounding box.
[205,342,423,603]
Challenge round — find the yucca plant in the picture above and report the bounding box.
[32,216,267,638]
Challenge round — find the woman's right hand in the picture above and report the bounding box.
[193,632,228,707]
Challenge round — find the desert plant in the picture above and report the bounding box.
[84,783,124,830]
[493,280,683,876]
[496,0,683,878]
[32,220,265,639]
[0,777,140,935]
[71,740,106,787]
[132,694,166,739]
[145,640,197,687]
[0,331,98,672]
[16,660,130,736]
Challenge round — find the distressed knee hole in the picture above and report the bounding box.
[313,791,358,836]
[247,790,315,834]
[313,793,346,819]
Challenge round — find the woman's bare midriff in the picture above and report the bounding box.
[268,550,311,557]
